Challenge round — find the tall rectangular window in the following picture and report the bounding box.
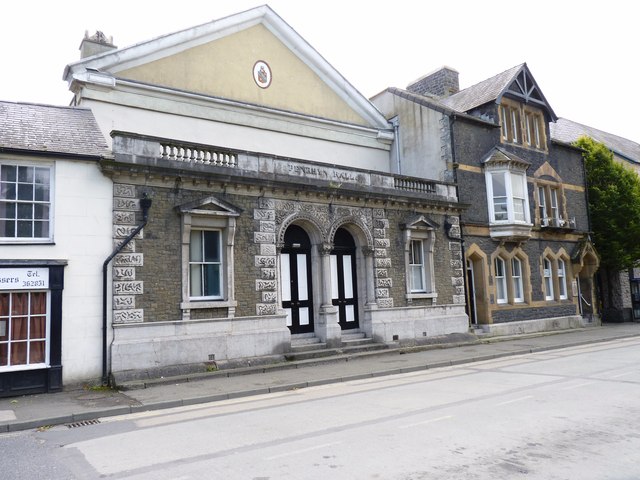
[491,173,508,222]
[543,257,554,301]
[409,239,426,293]
[511,258,524,303]
[550,188,559,223]
[538,186,547,225]
[558,259,567,300]
[511,174,526,222]
[525,111,542,148]
[0,164,52,240]
[0,291,48,369]
[189,230,222,299]
[495,257,507,304]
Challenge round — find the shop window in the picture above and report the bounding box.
[0,291,49,370]
[0,163,53,242]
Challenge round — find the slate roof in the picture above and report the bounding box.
[441,64,524,113]
[0,101,110,158]
[551,118,640,165]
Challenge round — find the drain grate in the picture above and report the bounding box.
[66,419,101,429]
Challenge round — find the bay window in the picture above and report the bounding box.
[487,170,530,224]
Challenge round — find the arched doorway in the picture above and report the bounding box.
[331,227,359,330]
[280,225,314,334]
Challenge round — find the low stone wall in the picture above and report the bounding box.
[477,315,592,337]
[365,304,469,344]
[110,314,290,382]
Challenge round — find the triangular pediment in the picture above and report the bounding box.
[481,147,530,170]
[64,6,388,129]
[177,196,242,217]
[401,214,439,231]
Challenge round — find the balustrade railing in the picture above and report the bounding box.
[394,177,437,194]
[159,142,237,168]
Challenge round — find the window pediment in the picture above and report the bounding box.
[177,196,242,217]
[400,214,439,231]
[481,148,530,172]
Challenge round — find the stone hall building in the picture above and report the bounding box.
[62,6,467,382]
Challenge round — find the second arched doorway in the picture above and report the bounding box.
[331,227,359,330]
[281,225,314,334]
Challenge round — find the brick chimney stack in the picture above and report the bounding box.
[79,30,117,58]
[407,66,459,98]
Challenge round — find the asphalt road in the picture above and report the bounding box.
[2,336,640,479]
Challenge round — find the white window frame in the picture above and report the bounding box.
[189,229,223,300]
[511,257,524,303]
[179,197,239,317]
[558,259,568,300]
[538,185,548,226]
[403,218,436,300]
[0,161,54,244]
[409,239,426,293]
[495,257,507,304]
[486,169,531,225]
[543,257,554,301]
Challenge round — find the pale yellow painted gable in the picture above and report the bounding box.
[117,24,368,126]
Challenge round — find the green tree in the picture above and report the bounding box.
[575,136,640,270]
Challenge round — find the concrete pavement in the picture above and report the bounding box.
[2,322,640,433]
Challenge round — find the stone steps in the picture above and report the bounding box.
[286,331,388,361]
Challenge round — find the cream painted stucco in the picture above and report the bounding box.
[1,157,113,384]
[117,25,367,126]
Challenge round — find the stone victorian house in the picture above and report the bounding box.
[63,6,467,382]
[552,118,640,322]
[373,64,600,335]
[0,101,112,396]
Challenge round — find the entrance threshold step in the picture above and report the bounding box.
[285,342,389,362]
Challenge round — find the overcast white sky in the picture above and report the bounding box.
[1,0,638,142]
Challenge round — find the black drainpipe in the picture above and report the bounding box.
[101,194,152,385]
[448,114,473,327]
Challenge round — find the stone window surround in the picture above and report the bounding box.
[491,246,531,306]
[541,247,572,303]
[499,98,547,151]
[402,216,437,300]
[178,199,239,319]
